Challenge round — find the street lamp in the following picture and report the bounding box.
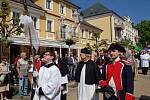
[65,10,80,56]
[60,15,65,39]
[72,10,80,37]
[72,10,80,25]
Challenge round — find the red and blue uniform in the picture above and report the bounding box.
[100,60,134,100]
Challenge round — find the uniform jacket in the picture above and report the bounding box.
[100,60,134,100]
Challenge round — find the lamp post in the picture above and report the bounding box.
[66,10,79,56]
[72,10,80,37]
[60,15,65,39]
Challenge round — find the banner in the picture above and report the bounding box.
[20,15,40,52]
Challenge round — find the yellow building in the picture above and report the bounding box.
[4,0,102,62]
[82,3,125,44]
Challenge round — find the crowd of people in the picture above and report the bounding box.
[0,43,150,100]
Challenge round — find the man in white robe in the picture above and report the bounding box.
[75,48,100,100]
[140,50,150,75]
[33,51,61,100]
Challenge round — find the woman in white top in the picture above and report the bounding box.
[0,57,9,100]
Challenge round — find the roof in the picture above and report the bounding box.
[81,21,103,31]
[81,2,124,21]
[82,3,112,18]
[64,0,80,9]
[11,0,45,11]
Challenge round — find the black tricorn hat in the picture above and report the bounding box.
[108,43,126,53]
[81,48,92,54]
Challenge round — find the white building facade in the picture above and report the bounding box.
[122,16,138,45]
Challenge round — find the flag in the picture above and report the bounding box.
[20,15,40,52]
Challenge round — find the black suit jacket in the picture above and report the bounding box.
[75,60,101,85]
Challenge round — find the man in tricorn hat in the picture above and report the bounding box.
[75,48,100,100]
[99,43,134,100]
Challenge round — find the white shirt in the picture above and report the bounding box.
[141,53,150,67]
[78,64,98,100]
[35,64,61,100]
[109,77,117,96]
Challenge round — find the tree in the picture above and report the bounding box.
[116,38,133,49]
[86,43,92,49]
[98,39,109,49]
[64,38,75,56]
[92,32,101,56]
[65,38,75,47]
[135,20,150,47]
[0,0,23,59]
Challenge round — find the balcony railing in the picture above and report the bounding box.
[114,24,124,30]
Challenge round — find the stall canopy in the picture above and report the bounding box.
[134,46,143,51]
[144,47,150,51]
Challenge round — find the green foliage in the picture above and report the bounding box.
[101,48,108,53]
[92,39,108,51]
[0,0,23,58]
[0,0,23,39]
[92,32,101,40]
[0,0,10,18]
[136,42,143,48]
[116,38,133,49]
[86,43,92,50]
[0,37,12,48]
[65,38,75,47]
[98,39,108,48]
[91,32,101,56]
[135,20,150,47]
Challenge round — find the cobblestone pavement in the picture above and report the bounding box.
[134,70,150,100]
[9,70,150,100]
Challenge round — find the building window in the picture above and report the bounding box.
[115,28,121,39]
[32,16,37,29]
[60,3,66,15]
[47,20,54,32]
[46,0,53,10]
[12,11,20,24]
[73,29,77,37]
[88,32,92,39]
[81,29,85,38]
[61,24,67,39]
[71,9,76,18]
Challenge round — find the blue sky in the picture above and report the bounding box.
[71,0,150,24]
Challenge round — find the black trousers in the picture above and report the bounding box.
[61,93,67,100]
[142,67,148,75]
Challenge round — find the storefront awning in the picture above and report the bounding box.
[8,36,82,49]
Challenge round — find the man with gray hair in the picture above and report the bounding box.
[75,48,100,100]
[16,52,28,98]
